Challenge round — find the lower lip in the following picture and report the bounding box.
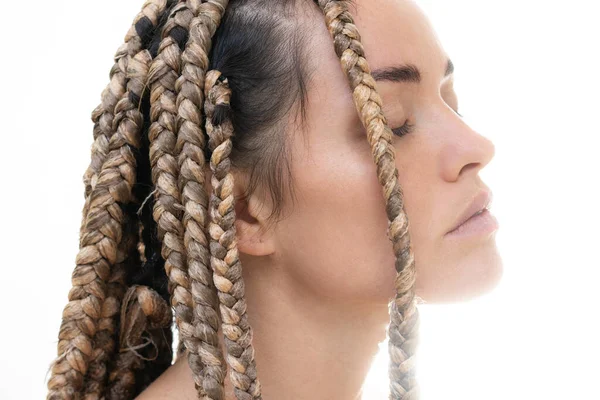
[445,209,499,239]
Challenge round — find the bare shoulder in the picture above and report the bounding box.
[136,355,197,400]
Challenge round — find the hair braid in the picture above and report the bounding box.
[101,47,177,399]
[204,70,262,400]
[81,44,160,399]
[81,0,170,241]
[174,0,230,398]
[314,1,420,399]
[101,2,185,395]
[47,4,174,400]
[145,2,220,398]
[51,0,425,398]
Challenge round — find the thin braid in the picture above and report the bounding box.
[175,0,230,398]
[204,70,262,400]
[315,1,420,399]
[47,3,172,400]
[81,0,169,241]
[145,1,221,398]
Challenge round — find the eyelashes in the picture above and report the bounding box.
[391,108,462,138]
[391,121,415,138]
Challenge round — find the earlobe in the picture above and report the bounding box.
[234,218,275,257]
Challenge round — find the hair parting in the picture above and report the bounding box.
[47,1,421,399]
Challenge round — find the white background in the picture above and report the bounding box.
[0,1,598,399]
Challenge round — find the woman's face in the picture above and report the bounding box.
[235,0,503,305]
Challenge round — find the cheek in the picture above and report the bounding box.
[275,148,400,303]
[394,155,505,303]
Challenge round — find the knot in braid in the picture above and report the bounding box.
[107,285,172,399]
[204,69,262,400]
[205,72,234,152]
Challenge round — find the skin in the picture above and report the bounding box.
[139,0,502,399]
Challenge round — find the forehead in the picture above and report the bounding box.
[290,0,448,149]
[351,0,447,80]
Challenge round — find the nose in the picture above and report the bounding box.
[437,106,496,182]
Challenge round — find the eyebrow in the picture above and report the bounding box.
[371,58,454,83]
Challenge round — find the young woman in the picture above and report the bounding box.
[46,0,502,399]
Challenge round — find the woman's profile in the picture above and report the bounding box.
[46,0,502,399]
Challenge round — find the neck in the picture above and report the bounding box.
[150,256,391,400]
[222,255,390,400]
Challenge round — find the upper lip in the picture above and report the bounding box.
[446,190,493,234]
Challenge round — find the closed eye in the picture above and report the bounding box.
[391,108,462,138]
[391,120,415,137]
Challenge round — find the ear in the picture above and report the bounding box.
[233,191,276,257]
[204,164,276,257]
[232,170,277,257]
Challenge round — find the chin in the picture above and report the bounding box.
[414,242,504,304]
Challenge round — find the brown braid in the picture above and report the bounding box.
[101,46,175,399]
[50,1,422,399]
[80,0,170,241]
[145,1,220,399]
[47,2,174,399]
[81,2,171,395]
[82,44,159,400]
[204,70,262,400]
[175,1,230,398]
[103,2,183,395]
[314,1,420,399]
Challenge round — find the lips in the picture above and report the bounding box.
[446,190,493,234]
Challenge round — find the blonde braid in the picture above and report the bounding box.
[51,1,423,398]
[47,3,172,399]
[175,0,230,398]
[81,0,169,241]
[204,70,262,400]
[99,2,184,394]
[146,2,222,398]
[82,45,160,400]
[315,1,420,399]
[100,45,177,399]
[82,2,170,396]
